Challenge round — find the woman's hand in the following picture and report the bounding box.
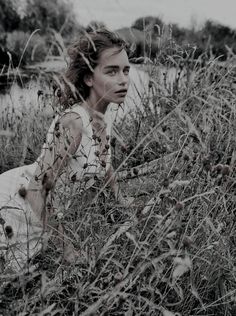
[105,166,134,207]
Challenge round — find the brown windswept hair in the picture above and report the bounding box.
[59,28,128,108]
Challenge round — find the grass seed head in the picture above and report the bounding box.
[71,173,77,182]
[110,137,116,147]
[0,216,6,226]
[162,177,169,188]
[202,157,211,171]
[101,160,106,168]
[121,144,127,153]
[214,164,223,172]
[18,186,27,198]
[183,154,190,161]
[183,236,193,248]
[175,201,184,211]
[221,165,230,176]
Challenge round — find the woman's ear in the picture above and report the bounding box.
[84,74,93,87]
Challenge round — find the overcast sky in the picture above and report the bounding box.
[73,0,236,30]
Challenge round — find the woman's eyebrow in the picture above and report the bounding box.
[104,65,130,70]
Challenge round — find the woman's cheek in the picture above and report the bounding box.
[105,78,115,91]
[127,78,130,88]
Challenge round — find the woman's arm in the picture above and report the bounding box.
[105,165,134,207]
[27,112,83,223]
[105,165,120,201]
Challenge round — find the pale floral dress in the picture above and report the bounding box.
[0,104,112,272]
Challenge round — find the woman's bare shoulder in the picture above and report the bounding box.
[59,111,83,130]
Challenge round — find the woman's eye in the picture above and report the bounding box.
[124,69,130,75]
[107,70,116,76]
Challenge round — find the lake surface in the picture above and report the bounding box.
[0,64,154,120]
[0,62,193,127]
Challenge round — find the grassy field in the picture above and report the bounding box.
[0,47,236,315]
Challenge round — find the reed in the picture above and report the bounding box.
[0,31,236,316]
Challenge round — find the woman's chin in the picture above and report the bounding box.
[112,96,126,104]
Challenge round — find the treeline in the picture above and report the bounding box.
[129,16,236,61]
[0,0,82,66]
[0,0,236,68]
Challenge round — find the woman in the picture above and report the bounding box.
[0,29,131,272]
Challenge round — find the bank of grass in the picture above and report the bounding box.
[0,81,54,173]
[0,50,236,315]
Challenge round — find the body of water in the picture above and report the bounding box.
[0,62,196,130]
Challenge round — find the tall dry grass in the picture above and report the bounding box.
[0,33,236,315]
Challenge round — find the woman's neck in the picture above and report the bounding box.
[85,94,110,114]
[81,100,108,124]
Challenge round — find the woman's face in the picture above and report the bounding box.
[86,47,130,105]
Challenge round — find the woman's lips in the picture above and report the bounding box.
[115,89,127,95]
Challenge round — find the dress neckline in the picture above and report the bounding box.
[75,103,107,131]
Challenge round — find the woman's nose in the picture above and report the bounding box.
[118,72,128,85]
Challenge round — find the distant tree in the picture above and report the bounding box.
[0,0,21,65]
[0,0,83,65]
[132,16,163,36]
[116,27,146,57]
[0,0,21,32]
[201,20,236,59]
[170,24,187,43]
[116,27,160,59]
[0,0,81,37]
[20,0,79,36]
[203,20,231,42]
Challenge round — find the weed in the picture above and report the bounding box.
[0,35,236,316]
